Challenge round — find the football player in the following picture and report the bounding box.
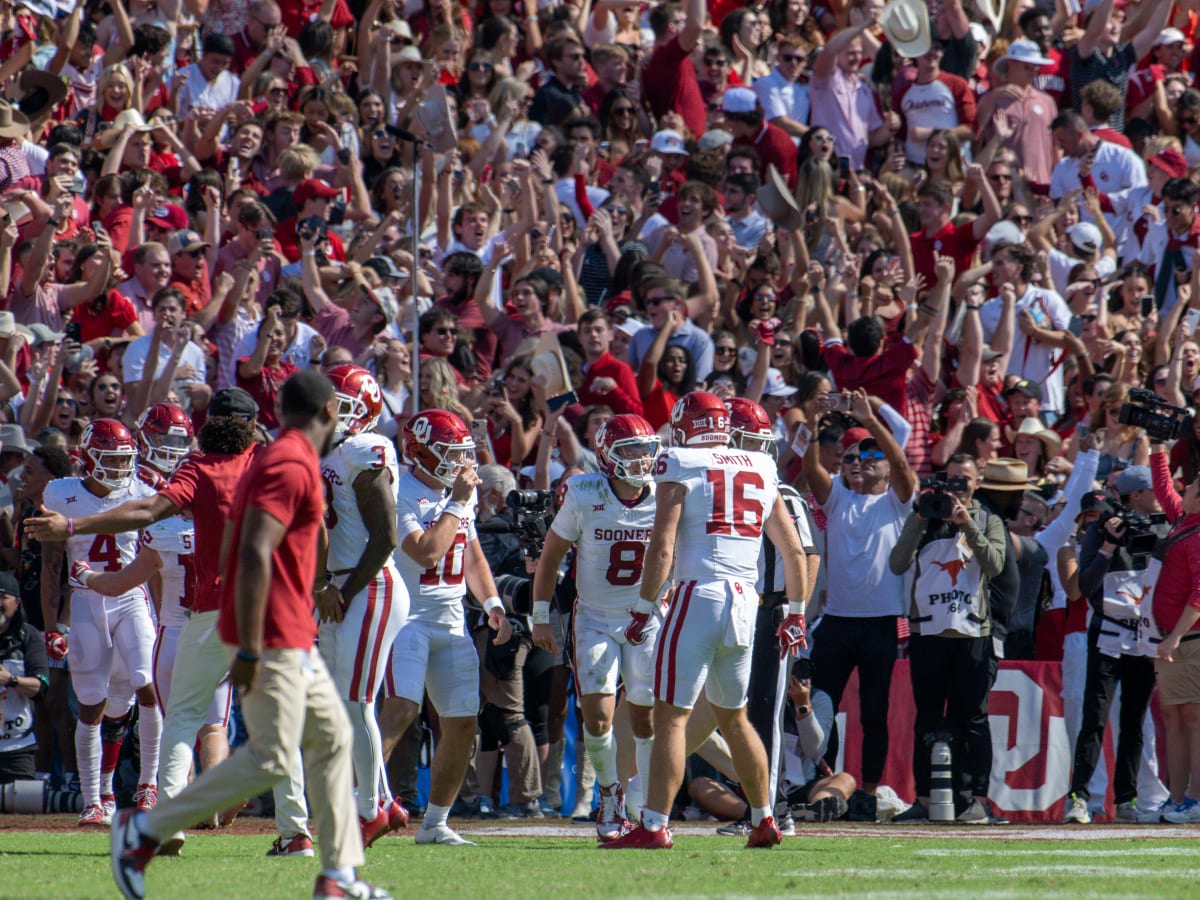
[42,420,161,826]
[381,410,512,846]
[531,414,660,841]
[316,365,410,847]
[603,392,809,850]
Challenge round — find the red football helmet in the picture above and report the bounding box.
[727,397,776,456]
[81,418,137,489]
[595,414,660,487]
[135,403,194,474]
[327,364,383,440]
[669,391,730,448]
[402,409,476,487]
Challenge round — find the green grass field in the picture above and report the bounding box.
[4,821,1200,899]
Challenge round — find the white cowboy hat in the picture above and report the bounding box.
[756,163,805,231]
[879,0,931,59]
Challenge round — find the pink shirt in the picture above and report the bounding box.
[979,85,1058,186]
[808,66,883,171]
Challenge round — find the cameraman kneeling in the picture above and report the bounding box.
[888,454,1007,823]
[1067,466,1169,824]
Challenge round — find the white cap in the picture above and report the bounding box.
[520,460,566,482]
[1067,222,1103,254]
[763,368,797,398]
[650,129,687,156]
[985,220,1025,247]
[968,22,991,49]
[1003,39,1053,68]
[721,87,758,114]
[615,316,646,338]
[1157,28,1187,46]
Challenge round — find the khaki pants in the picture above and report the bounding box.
[143,647,363,870]
[474,628,541,805]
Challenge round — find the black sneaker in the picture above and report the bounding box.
[715,817,752,836]
[846,789,878,822]
[893,801,929,825]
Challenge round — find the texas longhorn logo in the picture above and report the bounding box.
[1117,585,1152,607]
[931,559,968,586]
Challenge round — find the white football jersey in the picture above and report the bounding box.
[393,470,477,628]
[140,516,196,628]
[655,447,779,584]
[550,473,655,627]
[322,432,401,572]
[44,477,157,599]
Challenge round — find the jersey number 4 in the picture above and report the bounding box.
[88,535,121,572]
[706,470,766,537]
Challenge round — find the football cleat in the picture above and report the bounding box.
[80,803,108,827]
[111,809,158,900]
[134,784,158,812]
[598,820,673,850]
[101,793,117,823]
[266,833,315,856]
[596,782,631,842]
[745,815,782,849]
[313,875,394,900]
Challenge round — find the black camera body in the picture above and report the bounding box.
[507,489,554,560]
[917,474,969,521]
[1105,505,1165,557]
[1118,388,1189,442]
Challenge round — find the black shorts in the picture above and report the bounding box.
[0,749,36,784]
[783,778,820,806]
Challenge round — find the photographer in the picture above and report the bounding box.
[1149,439,1200,824]
[888,454,1007,824]
[1067,465,1170,824]
[0,571,48,783]
[471,464,543,818]
[781,659,857,823]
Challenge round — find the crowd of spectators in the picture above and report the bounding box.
[3,0,1200,828]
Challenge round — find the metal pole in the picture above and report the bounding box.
[410,138,420,416]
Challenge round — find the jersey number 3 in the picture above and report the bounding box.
[706,470,766,537]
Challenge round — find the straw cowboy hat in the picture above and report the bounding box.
[1006,416,1062,458]
[0,101,30,140]
[757,163,806,231]
[978,458,1035,492]
[879,0,931,59]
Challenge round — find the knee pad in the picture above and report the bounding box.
[101,711,132,744]
[479,704,507,751]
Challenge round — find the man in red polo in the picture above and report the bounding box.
[910,165,1001,284]
[113,371,390,900]
[721,88,798,190]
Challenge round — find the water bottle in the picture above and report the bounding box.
[929,737,954,822]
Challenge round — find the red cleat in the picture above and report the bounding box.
[598,821,673,850]
[383,798,409,831]
[360,807,391,849]
[745,816,782,849]
[134,784,157,812]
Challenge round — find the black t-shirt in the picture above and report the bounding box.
[1070,43,1137,131]
[938,33,978,81]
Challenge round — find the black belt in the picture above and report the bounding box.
[1181,633,1200,643]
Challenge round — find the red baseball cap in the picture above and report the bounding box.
[294,178,340,207]
[839,427,871,451]
[1149,148,1189,180]
[147,203,188,232]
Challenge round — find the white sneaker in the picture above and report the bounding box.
[1063,794,1091,824]
[1138,799,1175,824]
[1163,798,1200,824]
[414,823,476,846]
[596,783,628,842]
[625,774,643,823]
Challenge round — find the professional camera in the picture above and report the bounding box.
[493,573,533,616]
[507,489,553,560]
[917,473,969,520]
[1105,505,1165,556]
[1118,388,1190,442]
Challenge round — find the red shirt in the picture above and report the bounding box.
[823,334,917,411]
[218,430,323,650]
[579,351,643,416]
[1150,451,1200,635]
[739,121,799,189]
[643,35,707,142]
[911,219,981,285]
[279,0,354,36]
[159,445,259,614]
[237,357,299,430]
[70,290,138,343]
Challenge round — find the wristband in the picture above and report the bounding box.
[56,623,69,636]
[633,597,656,616]
[788,601,805,615]
[483,596,505,618]
[67,518,75,536]
[532,601,552,625]
[443,501,470,520]
[235,649,259,663]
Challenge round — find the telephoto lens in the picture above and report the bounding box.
[929,738,954,822]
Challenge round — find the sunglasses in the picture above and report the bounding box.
[1081,313,1098,322]
[859,449,886,461]
[989,172,1013,182]
[774,338,792,347]
[705,57,728,66]
[841,453,858,464]
[606,205,628,215]
[780,54,804,63]
[612,106,635,115]
[55,397,77,407]
[715,346,736,355]
[645,295,673,306]
[434,327,456,336]
[1009,215,1033,226]
[269,87,288,96]
[373,129,392,139]
[753,294,777,303]
[468,61,494,72]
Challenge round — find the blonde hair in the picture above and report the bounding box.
[421,358,473,423]
[277,145,321,181]
[98,64,135,112]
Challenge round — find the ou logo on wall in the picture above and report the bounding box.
[987,666,1071,814]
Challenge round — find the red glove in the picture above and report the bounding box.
[45,631,68,661]
[69,560,93,591]
[625,610,651,646]
[755,317,782,346]
[777,613,807,658]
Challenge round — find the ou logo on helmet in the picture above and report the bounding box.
[411,416,432,444]
[361,377,381,404]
